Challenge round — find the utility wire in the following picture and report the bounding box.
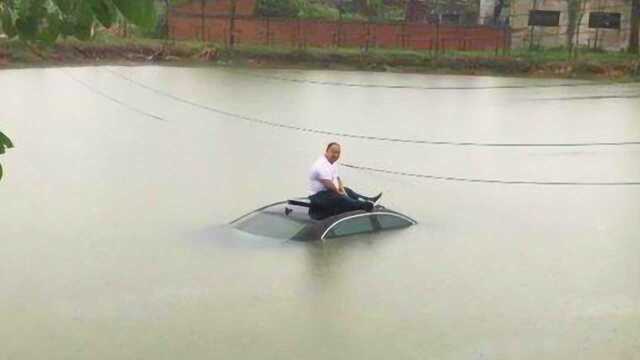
[65,68,640,186]
[60,70,167,122]
[103,68,640,147]
[230,70,631,90]
[341,163,640,186]
[532,93,640,101]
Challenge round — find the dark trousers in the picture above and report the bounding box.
[309,187,371,217]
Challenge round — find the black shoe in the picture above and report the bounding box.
[368,192,382,204]
[363,202,374,212]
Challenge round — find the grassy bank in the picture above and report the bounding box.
[1,33,639,80]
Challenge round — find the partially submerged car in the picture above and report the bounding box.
[231,198,417,241]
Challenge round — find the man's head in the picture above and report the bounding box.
[324,142,341,164]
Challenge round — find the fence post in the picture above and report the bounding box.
[223,0,238,48]
[296,18,301,49]
[164,0,171,43]
[200,0,205,42]
[503,23,509,56]
[265,17,271,46]
[435,20,440,55]
[364,21,371,53]
[336,19,340,48]
[574,25,580,59]
[429,23,435,55]
[301,18,306,49]
[463,26,467,51]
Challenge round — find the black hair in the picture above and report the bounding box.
[326,142,340,151]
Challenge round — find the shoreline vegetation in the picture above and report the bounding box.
[1,33,639,80]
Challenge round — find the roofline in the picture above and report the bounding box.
[229,200,289,224]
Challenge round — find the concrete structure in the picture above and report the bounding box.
[496,0,633,50]
[405,0,481,24]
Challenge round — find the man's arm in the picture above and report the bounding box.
[320,179,341,195]
[337,177,345,194]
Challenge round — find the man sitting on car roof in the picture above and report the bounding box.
[308,142,381,218]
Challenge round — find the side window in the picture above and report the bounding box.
[376,214,413,230]
[326,216,374,238]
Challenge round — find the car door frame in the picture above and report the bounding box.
[320,211,416,240]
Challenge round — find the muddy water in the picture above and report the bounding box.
[0,66,638,359]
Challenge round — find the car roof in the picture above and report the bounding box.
[231,198,417,241]
[261,202,317,223]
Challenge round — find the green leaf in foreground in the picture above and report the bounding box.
[2,0,158,42]
[0,131,14,154]
[0,130,13,182]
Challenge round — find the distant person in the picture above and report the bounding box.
[308,142,382,218]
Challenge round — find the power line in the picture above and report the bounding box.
[60,70,167,122]
[64,68,640,186]
[230,70,635,90]
[341,163,640,186]
[103,68,640,147]
[532,93,640,101]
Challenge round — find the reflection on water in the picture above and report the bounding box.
[0,66,639,360]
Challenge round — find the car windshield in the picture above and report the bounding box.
[234,212,308,239]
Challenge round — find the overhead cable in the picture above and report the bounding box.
[341,163,640,186]
[60,70,166,122]
[103,68,640,147]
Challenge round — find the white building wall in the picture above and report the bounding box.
[509,0,630,50]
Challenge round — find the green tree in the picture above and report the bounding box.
[256,0,298,17]
[0,0,157,43]
[565,0,587,52]
[0,131,13,181]
[352,0,383,19]
[492,0,509,25]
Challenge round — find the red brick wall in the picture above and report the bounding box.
[265,18,298,46]
[169,13,509,51]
